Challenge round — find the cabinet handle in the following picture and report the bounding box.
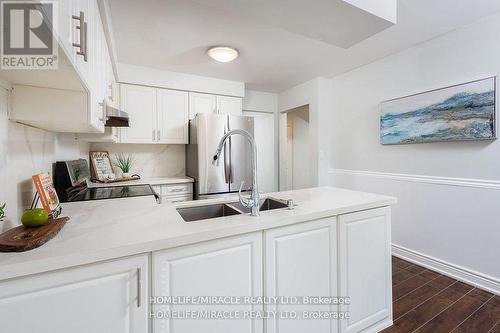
[170,188,184,193]
[157,129,161,141]
[152,130,155,141]
[137,267,141,308]
[72,12,87,62]
[98,100,106,122]
[108,84,114,102]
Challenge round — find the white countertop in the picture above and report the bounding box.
[0,187,396,281]
[87,176,194,188]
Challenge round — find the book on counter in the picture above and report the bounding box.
[32,173,60,213]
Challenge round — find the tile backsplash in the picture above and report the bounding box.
[89,143,185,178]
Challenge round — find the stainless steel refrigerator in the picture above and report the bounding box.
[186,113,254,199]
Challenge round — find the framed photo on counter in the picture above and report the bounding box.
[89,151,115,181]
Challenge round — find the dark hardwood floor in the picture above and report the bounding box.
[382,256,500,333]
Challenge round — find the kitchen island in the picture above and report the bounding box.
[0,187,396,333]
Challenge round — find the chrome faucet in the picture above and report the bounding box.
[213,129,260,216]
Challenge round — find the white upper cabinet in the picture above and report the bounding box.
[0,255,149,333]
[71,0,94,85]
[119,85,157,143]
[217,95,243,116]
[189,92,242,119]
[157,89,189,144]
[52,0,74,61]
[189,92,217,119]
[120,84,189,144]
[7,0,115,133]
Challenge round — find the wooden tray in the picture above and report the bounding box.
[92,175,141,184]
[0,217,69,252]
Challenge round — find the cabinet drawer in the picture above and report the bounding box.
[161,194,192,204]
[162,183,193,195]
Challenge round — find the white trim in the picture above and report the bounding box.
[242,109,274,114]
[392,244,500,295]
[329,168,500,190]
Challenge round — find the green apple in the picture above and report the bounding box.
[21,209,49,227]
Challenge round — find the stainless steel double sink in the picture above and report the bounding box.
[176,198,289,222]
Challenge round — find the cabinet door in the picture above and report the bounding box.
[188,92,216,119]
[49,0,74,61]
[71,0,95,85]
[217,96,242,116]
[339,207,392,333]
[87,1,106,132]
[0,255,148,333]
[120,84,156,143]
[265,218,338,333]
[157,89,189,144]
[153,232,263,333]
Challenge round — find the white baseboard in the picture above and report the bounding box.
[364,318,393,333]
[392,244,500,295]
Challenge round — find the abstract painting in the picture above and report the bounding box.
[380,77,496,145]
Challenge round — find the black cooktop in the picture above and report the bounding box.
[64,184,156,203]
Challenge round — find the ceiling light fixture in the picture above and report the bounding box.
[207,46,239,63]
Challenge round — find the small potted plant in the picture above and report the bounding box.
[114,153,134,178]
[0,203,5,222]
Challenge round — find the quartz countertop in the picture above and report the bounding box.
[87,176,194,188]
[0,187,396,281]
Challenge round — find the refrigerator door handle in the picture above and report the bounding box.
[229,136,234,183]
[224,124,230,184]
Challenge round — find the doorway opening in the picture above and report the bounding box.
[280,105,311,190]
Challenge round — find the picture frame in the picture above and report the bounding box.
[89,151,115,181]
[380,76,497,145]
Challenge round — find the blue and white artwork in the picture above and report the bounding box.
[380,77,496,145]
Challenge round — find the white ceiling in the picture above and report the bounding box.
[107,0,500,93]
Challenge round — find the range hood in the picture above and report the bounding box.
[104,104,129,127]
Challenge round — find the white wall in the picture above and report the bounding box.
[0,86,88,230]
[278,77,333,188]
[288,106,311,189]
[328,13,500,281]
[117,63,245,97]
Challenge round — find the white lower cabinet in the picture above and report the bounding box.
[151,183,194,204]
[0,254,149,333]
[339,207,392,333]
[0,208,392,333]
[152,232,263,333]
[264,217,339,333]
